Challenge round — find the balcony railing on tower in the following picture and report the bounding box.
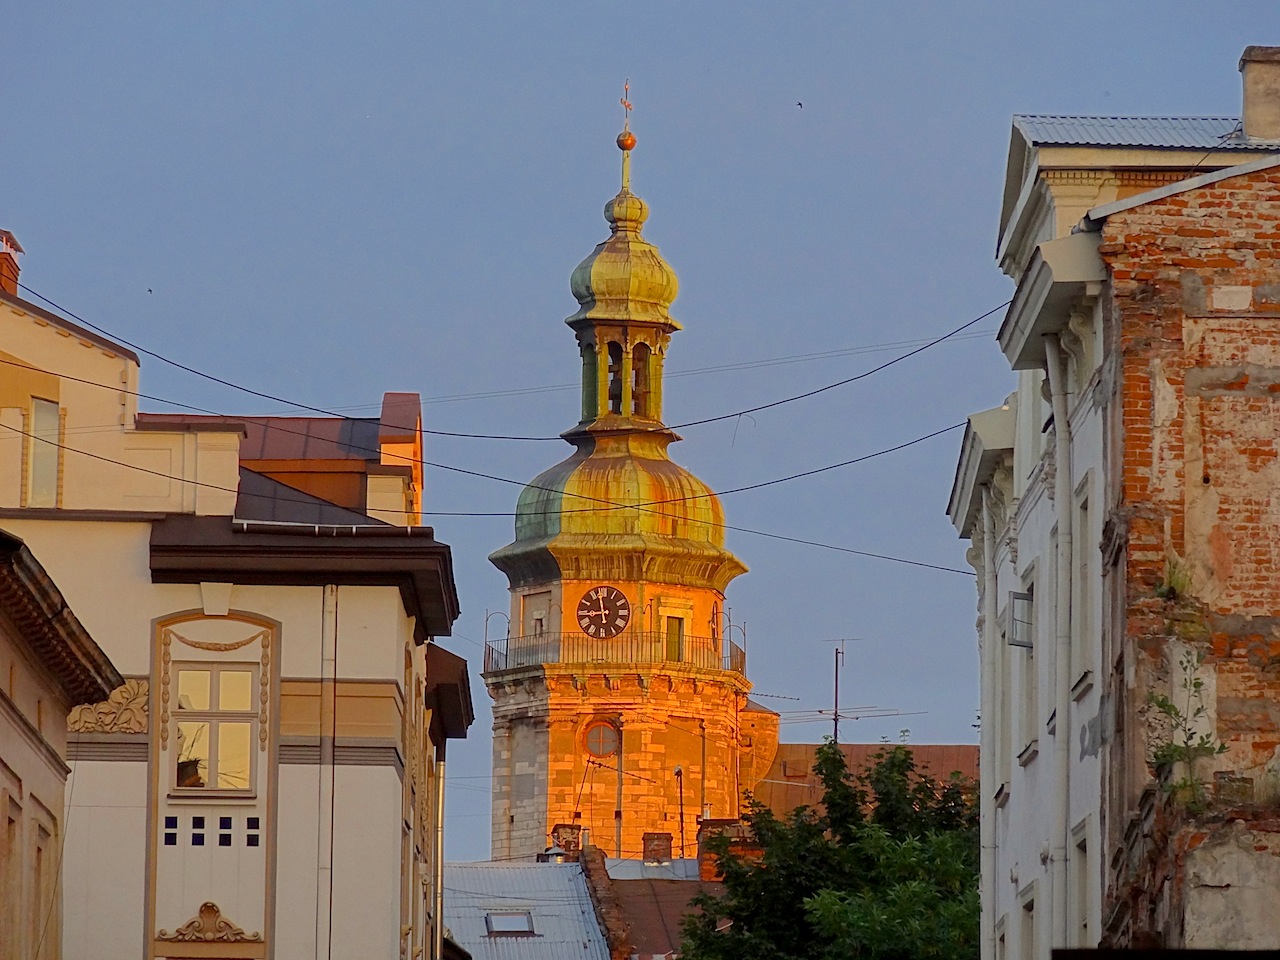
[483,631,745,676]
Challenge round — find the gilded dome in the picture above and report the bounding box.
[566,185,680,328]
[489,432,747,591]
[491,128,744,593]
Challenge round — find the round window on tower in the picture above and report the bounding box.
[583,721,620,758]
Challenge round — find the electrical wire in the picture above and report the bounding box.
[16,279,1006,442]
[0,418,970,574]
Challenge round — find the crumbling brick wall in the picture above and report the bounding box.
[1098,166,1280,947]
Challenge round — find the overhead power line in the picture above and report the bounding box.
[16,280,1007,442]
[0,419,970,574]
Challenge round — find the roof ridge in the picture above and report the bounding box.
[1015,113,1239,120]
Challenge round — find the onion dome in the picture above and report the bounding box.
[489,123,746,593]
[490,431,747,591]
[566,131,681,330]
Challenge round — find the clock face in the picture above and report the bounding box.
[576,586,631,638]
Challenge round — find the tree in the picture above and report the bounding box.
[681,740,978,960]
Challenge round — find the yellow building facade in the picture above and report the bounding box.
[486,129,777,860]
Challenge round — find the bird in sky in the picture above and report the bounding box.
[796,101,803,108]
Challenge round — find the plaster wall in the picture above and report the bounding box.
[273,763,320,960]
[0,306,241,515]
[61,760,148,960]
[330,765,402,960]
[979,292,1108,958]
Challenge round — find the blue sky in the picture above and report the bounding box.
[6,3,1273,859]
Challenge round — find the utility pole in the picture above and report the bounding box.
[823,639,852,743]
[674,765,685,858]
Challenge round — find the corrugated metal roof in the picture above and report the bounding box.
[444,862,610,960]
[1012,115,1273,150]
[234,467,387,525]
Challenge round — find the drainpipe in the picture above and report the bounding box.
[1043,336,1073,950]
[316,584,339,960]
[435,758,446,960]
[980,486,998,960]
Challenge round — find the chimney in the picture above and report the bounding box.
[641,832,673,863]
[0,230,22,296]
[1239,46,1280,140]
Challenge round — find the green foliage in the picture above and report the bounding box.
[1147,647,1227,811]
[681,740,979,960]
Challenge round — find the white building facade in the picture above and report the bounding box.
[949,66,1280,959]
[0,243,470,959]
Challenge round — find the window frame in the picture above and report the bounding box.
[170,662,259,798]
[27,396,60,508]
[485,911,535,937]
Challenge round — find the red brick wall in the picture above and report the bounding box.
[1098,165,1280,946]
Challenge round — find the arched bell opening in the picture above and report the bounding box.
[632,343,651,418]
[580,343,598,421]
[607,342,624,415]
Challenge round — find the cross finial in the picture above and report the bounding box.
[620,79,633,131]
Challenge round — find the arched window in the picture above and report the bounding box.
[607,342,623,414]
[632,343,650,417]
[580,343,598,420]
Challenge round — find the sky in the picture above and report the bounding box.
[5,3,1274,860]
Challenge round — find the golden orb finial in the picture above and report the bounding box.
[618,79,635,190]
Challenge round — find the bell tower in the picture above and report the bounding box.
[485,112,770,861]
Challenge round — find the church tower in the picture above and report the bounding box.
[486,119,770,861]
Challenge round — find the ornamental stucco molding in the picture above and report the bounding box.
[157,902,262,943]
[68,678,149,734]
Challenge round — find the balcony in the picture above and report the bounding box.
[483,631,745,676]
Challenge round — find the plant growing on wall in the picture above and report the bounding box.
[1148,647,1227,811]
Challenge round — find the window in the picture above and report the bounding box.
[1015,584,1037,751]
[665,616,684,662]
[584,721,619,758]
[28,398,59,507]
[1073,827,1091,945]
[1071,494,1092,682]
[1020,895,1036,960]
[485,912,534,937]
[173,665,257,793]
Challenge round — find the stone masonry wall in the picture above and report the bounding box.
[1098,165,1280,947]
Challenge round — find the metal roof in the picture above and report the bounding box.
[1011,114,1274,150]
[444,862,610,960]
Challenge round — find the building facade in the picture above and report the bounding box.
[0,530,122,960]
[0,237,470,959]
[484,128,778,861]
[951,47,1280,957]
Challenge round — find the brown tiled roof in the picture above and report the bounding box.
[609,878,719,959]
[750,742,979,817]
